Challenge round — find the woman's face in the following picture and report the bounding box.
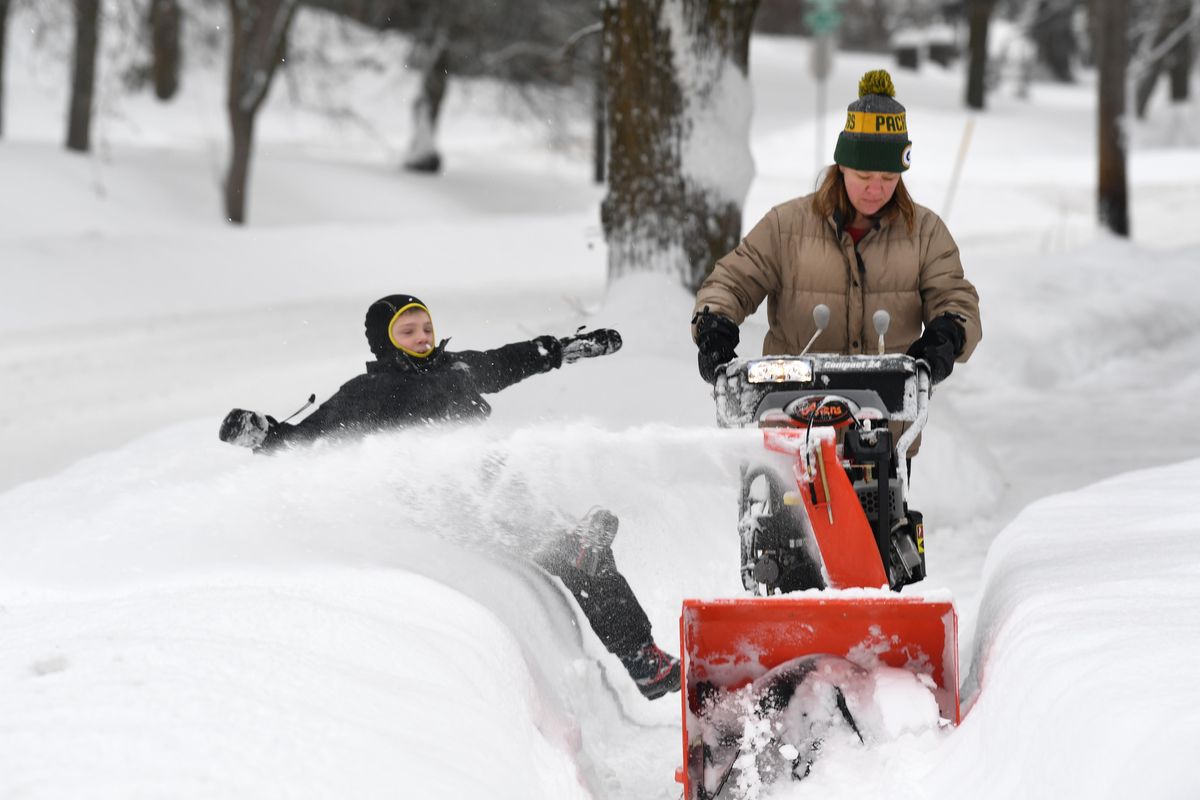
[840,167,900,219]
[390,308,435,355]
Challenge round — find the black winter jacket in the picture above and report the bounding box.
[267,336,563,449]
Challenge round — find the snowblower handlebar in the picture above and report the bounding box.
[713,353,932,503]
[713,353,930,430]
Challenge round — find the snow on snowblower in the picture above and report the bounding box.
[677,307,960,799]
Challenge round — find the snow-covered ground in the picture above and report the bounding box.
[3,10,1200,798]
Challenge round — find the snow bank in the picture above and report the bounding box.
[947,458,1200,798]
[1,569,595,799]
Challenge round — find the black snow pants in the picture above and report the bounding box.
[477,452,654,663]
[532,535,652,662]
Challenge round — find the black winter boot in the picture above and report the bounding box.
[620,640,682,700]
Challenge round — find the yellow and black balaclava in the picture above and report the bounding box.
[833,69,912,173]
[364,294,436,359]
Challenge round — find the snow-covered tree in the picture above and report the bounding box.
[601,0,759,292]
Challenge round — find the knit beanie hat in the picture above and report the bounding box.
[833,69,911,173]
[364,294,435,359]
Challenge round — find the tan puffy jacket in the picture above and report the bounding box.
[693,194,981,361]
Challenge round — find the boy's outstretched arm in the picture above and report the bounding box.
[455,329,622,394]
[453,336,564,395]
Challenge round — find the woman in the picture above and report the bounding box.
[692,69,981,385]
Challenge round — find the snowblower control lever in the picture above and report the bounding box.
[799,304,831,357]
[873,309,890,355]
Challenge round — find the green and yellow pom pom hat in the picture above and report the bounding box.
[833,69,912,173]
[364,293,437,359]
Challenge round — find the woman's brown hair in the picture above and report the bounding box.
[812,165,915,234]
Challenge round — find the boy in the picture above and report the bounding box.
[220,294,681,700]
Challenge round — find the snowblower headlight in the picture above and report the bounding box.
[746,359,814,384]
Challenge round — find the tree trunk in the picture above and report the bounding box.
[1095,0,1129,237]
[593,58,604,184]
[402,33,448,173]
[0,0,9,138]
[1167,36,1190,102]
[150,0,181,101]
[1135,55,1165,118]
[226,110,256,224]
[1164,0,1192,103]
[601,0,759,291]
[964,0,994,110]
[225,0,297,224]
[67,0,100,153]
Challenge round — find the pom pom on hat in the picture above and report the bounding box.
[858,69,896,98]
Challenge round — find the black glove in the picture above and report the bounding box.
[218,408,281,453]
[559,327,622,364]
[692,306,739,384]
[906,314,966,384]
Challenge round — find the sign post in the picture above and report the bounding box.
[806,0,842,176]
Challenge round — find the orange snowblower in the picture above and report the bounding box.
[677,312,960,798]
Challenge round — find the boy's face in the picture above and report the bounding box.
[390,308,435,356]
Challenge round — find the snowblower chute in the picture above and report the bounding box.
[678,326,961,798]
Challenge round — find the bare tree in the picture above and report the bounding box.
[965,0,998,109]
[0,0,9,137]
[67,0,100,152]
[1029,0,1078,81]
[150,0,181,100]
[402,30,449,172]
[1133,0,1195,117]
[221,0,598,222]
[289,1,439,171]
[602,0,760,291]
[1094,0,1129,236]
[1165,22,1193,103]
[301,0,596,168]
[225,0,298,223]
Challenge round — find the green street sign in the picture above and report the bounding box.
[805,0,842,35]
